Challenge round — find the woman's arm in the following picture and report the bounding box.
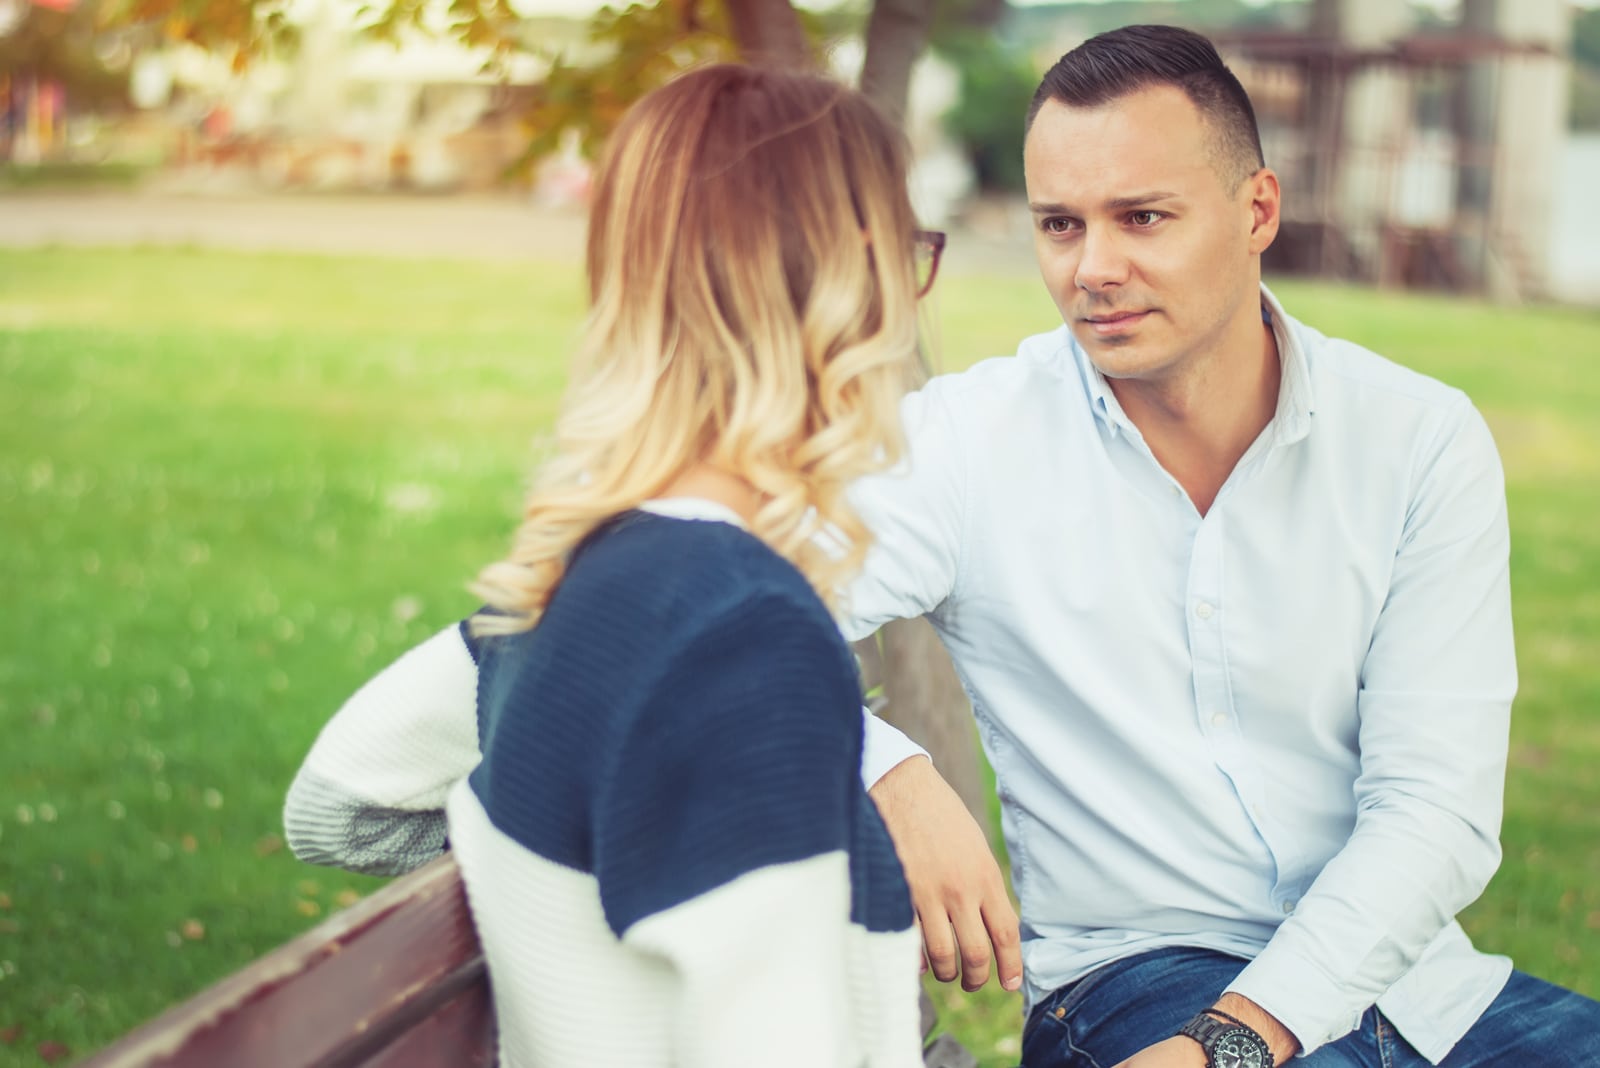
[284,622,482,876]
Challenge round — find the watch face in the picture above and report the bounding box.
[1213,1029,1268,1068]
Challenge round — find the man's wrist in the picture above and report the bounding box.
[1210,993,1298,1066]
[867,752,932,804]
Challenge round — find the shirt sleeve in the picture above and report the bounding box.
[1228,398,1517,1052]
[841,382,969,642]
[284,622,482,875]
[594,595,918,1067]
[842,381,970,786]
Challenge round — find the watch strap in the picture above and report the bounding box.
[1178,1009,1273,1068]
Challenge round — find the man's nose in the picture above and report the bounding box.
[1074,227,1129,292]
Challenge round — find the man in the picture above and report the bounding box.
[286,23,1600,1068]
[851,23,1600,1068]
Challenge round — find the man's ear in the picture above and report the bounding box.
[1246,168,1281,255]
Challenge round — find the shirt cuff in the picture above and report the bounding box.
[1224,930,1366,1057]
[860,707,929,790]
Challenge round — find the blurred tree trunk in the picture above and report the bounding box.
[857,620,992,838]
[723,0,812,69]
[854,0,995,838]
[859,0,938,125]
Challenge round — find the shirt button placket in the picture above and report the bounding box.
[1187,520,1232,746]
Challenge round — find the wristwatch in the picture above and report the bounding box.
[1177,1009,1273,1068]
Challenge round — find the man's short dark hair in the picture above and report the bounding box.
[1027,24,1265,190]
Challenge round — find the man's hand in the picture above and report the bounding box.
[868,755,1022,992]
[1112,1036,1206,1068]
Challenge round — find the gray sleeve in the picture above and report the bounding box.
[284,765,449,877]
[282,622,481,875]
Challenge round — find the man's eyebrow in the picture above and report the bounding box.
[1106,191,1181,210]
[1029,192,1182,215]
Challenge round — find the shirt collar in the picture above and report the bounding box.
[1261,283,1315,445]
[1076,283,1316,446]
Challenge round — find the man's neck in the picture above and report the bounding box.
[1108,313,1281,516]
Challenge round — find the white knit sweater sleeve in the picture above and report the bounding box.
[284,623,481,875]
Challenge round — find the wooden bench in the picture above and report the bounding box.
[79,854,979,1068]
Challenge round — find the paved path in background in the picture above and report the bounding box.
[0,188,1038,273]
[0,190,592,262]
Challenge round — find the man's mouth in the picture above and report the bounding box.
[1081,310,1151,336]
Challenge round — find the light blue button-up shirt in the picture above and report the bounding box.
[849,286,1516,1063]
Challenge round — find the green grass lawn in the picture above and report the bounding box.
[1,247,1596,1067]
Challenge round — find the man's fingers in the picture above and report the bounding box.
[953,910,994,992]
[919,908,961,983]
[930,897,1011,992]
[984,898,1024,992]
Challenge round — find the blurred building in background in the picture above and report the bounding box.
[2,0,1596,303]
[1217,0,1572,302]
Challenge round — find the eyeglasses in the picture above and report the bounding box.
[914,229,946,299]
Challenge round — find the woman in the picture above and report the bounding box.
[284,64,945,1067]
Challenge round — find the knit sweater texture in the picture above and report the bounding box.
[286,509,922,1068]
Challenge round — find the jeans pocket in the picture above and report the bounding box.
[1021,963,1122,1052]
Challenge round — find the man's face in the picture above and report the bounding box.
[1023,85,1275,385]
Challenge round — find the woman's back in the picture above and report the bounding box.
[287,61,936,1065]
[447,505,921,1067]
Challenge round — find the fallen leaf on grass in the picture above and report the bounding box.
[1587,911,1600,931]
[37,1041,70,1063]
[0,1025,20,1044]
[0,893,11,909]
[335,889,361,908]
[180,834,198,854]
[181,919,205,941]
[295,899,321,918]
[254,834,283,857]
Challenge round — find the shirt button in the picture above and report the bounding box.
[1210,712,1228,727]
[1195,601,1215,620]
[1282,900,1297,915]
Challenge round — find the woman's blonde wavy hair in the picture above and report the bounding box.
[471,64,927,635]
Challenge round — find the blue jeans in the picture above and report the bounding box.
[1020,946,1600,1067]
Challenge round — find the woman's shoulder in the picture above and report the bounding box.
[474,512,857,730]
[570,511,837,636]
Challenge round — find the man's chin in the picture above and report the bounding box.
[1070,325,1140,356]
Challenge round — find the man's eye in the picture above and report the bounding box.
[1042,217,1077,235]
[1130,211,1163,227]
